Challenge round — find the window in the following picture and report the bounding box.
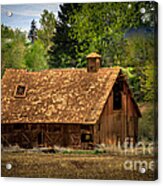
[113,91,122,110]
[113,82,122,110]
[14,84,27,98]
[114,81,123,92]
[81,133,93,142]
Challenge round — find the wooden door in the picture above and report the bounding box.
[62,125,70,147]
[38,131,45,146]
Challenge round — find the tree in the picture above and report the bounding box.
[1,24,14,38]
[68,1,157,67]
[1,25,26,76]
[24,40,49,71]
[122,31,156,101]
[139,103,155,141]
[140,62,156,101]
[38,9,56,51]
[48,3,83,68]
[28,19,38,44]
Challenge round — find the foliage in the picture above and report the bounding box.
[1,24,49,75]
[122,32,155,101]
[140,62,156,101]
[24,40,48,71]
[139,103,155,141]
[1,25,26,76]
[67,1,156,67]
[1,24,15,38]
[38,10,56,52]
[124,33,155,67]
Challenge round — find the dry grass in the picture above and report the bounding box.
[1,151,157,180]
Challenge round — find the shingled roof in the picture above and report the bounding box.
[2,67,122,124]
[86,52,101,58]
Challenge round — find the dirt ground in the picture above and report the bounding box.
[1,151,157,180]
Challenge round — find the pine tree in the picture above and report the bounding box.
[48,3,83,68]
[28,19,38,44]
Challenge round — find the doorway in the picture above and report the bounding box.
[38,131,45,146]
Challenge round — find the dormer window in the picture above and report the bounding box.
[14,84,27,98]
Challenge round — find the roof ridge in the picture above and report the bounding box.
[3,66,122,74]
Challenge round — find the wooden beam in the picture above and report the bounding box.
[2,135,10,146]
[22,133,30,143]
[44,132,53,145]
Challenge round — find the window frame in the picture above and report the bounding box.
[81,133,93,143]
[14,84,27,98]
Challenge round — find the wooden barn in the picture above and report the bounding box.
[1,52,141,149]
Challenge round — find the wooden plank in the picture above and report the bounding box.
[22,133,30,143]
[44,132,53,145]
[2,135,10,146]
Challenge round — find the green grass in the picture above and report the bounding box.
[62,149,106,155]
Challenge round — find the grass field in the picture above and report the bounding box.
[1,151,157,180]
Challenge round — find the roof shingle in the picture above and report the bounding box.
[2,67,121,124]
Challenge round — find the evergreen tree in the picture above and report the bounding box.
[28,19,38,44]
[48,3,83,68]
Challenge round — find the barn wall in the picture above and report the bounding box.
[1,123,95,149]
[124,83,139,143]
[95,81,139,146]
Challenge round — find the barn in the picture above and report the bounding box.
[1,52,141,149]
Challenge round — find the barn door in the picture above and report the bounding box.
[38,131,45,146]
[113,111,122,145]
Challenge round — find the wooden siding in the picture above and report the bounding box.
[1,124,95,149]
[95,81,139,146]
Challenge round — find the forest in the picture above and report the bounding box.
[1,2,157,141]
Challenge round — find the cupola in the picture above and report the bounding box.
[86,52,101,72]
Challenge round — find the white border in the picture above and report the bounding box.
[0,0,162,186]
